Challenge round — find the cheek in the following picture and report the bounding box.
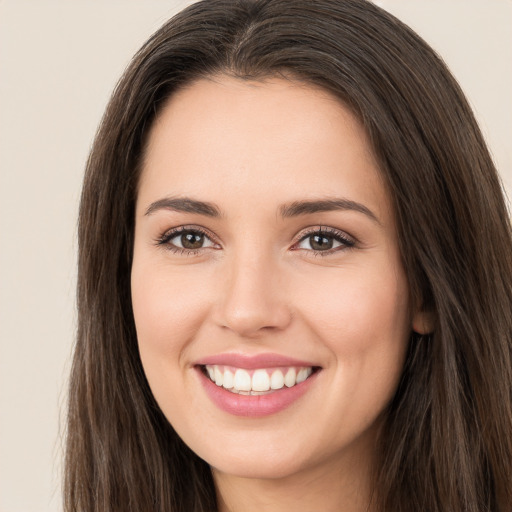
[131,258,216,420]
[290,263,410,438]
[131,258,213,363]
[292,261,410,359]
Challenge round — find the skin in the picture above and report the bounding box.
[131,76,428,512]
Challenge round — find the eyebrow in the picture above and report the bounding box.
[145,197,221,217]
[279,198,380,224]
[144,196,379,224]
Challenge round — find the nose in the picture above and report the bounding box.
[214,251,292,338]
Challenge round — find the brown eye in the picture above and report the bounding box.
[181,231,205,249]
[309,234,334,251]
[296,228,355,253]
[160,228,217,252]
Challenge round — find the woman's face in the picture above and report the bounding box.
[132,76,421,481]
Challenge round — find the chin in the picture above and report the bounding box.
[210,455,307,481]
[183,430,310,480]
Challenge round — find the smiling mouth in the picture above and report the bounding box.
[200,365,320,395]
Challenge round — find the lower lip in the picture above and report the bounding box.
[196,367,320,417]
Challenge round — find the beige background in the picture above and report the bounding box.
[0,1,510,511]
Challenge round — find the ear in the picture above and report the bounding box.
[412,309,435,335]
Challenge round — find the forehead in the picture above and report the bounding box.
[137,75,391,222]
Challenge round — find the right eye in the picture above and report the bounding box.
[157,227,219,254]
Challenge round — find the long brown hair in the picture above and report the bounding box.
[65,1,512,510]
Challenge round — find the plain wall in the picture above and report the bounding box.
[0,1,510,511]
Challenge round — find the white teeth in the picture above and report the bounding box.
[204,364,315,393]
[284,368,296,387]
[214,366,223,387]
[222,369,234,389]
[233,369,252,391]
[270,370,285,390]
[296,367,311,384]
[252,369,270,392]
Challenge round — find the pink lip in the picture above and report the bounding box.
[194,352,319,369]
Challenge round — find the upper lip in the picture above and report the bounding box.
[194,352,320,369]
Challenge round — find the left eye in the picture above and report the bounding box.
[165,229,217,250]
[296,231,354,252]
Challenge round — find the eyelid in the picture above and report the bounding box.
[292,225,356,253]
[155,225,221,253]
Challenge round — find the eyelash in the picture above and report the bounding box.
[293,226,356,256]
[155,226,218,256]
[155,225,356,256]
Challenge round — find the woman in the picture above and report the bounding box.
[65,1,512,511]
